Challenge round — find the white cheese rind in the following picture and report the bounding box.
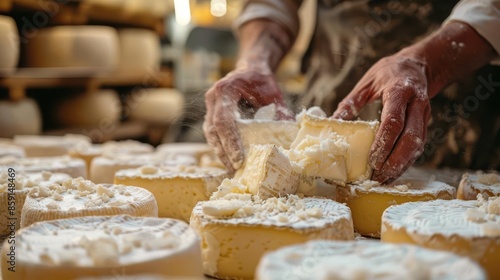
[256,240,486,280]
[13,134,91,158]
[1,215,203,279]
[0,156,87,178]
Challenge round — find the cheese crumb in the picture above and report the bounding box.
[46,201,60,210]
[41,171,52,180]
[394,184,409,192]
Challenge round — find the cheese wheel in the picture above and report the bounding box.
[458,172,500,200]
[156,142,213,163]
[381,198,500,279]
[13,134,91,158]
[53,90,121,127]
[20,177,158,228]
[125,88,184,125]
[90,153,197,184]
[114,165,228,221]
[337,179,456,237]
[190,195,354,279]
[0,99,42,138]
[0,15,19,74]
[25,26,119,69]
[256,240,486,280]
[1,215,204,279]
[123,0,172,17]
[401,166,466,188]
[0,155,87,178]
[117,29,161,75]
[0,171,71,235]
[0,143,25,158]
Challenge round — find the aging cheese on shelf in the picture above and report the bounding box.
[458,172,500,200]
[117,28,161,75]
[289,111,379,185]
[381,197,500,279]
[0,99,42,138]
[114,165,228,222]
[256,240,486,280]
[190,195,354,279]
[0,171,71,235]
[1,215,204,280]
[0,155,87,178]
[337,179,455,237]
[125,88,184,125]
[13,134,91,158]
[0,15,19,75]
[20,177,158,228]
[25,26,119,69]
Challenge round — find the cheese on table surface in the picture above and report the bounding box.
[232,144,298,199]
[256,240,486,280]
[52,90,121,127]
[117,28,161,75]
[0,15,19,75]
[156,142,213,163]
[114,165,228,222]
[0,171,71,235]
[0,143,25,158]
[381,197,500,279]
[0,155,87,178]
[337,179,455,237]
[458,172,500,200]
[1,215,203,280]
[190,195,354,279]
[125,88,184,125]
[0,99,42,138]
[13,134,91,157]
[25,26,118,69]
[90,153,197,184]
[400,166,467,188]
[289,112,379,185]
[20,177,158,228]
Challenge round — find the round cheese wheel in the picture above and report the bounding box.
[458,172,500,200]
[25,26,119,69]
[0,155,87,178]
[0,15,19,75]
[0,98,42,138]
[13,134,91,158]
[117,29,161,75]
[125,88,184,125]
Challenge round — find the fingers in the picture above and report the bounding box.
[372,97,429,183]
[332,82,372,120]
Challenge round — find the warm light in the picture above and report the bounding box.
[174,0,191,25]
[210,0,227,17]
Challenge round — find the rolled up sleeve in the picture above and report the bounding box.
[445,0,500,64]
[233,0,303,39]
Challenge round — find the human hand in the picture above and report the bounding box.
[333,53,431,183]
[204,65,293,172]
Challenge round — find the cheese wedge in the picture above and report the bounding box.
[0,171,71,235]
[13,134,91,158]
[1,215,203,279]
[458,172,500,200]
[190,195,354,279]
[337,179,455,237]
[0,155,87,178]
[114,165,228,222]
[381,197,500,279]
[20,177,158,228]
[256,240,486,279]
[290,113,379,184]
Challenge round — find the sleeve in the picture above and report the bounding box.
[233,0,303,39]
[444,0,500,64]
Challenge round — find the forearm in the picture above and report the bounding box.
[236,19,295,73]
[400,21,497,98]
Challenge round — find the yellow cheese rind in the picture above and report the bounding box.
[458,172,500,200]
[381,199,500,279]
[1,215,203,280]
[256,240,486,280]
[114,165,228,222]
[337,179,455,237]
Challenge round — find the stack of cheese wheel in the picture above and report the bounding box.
[0,171,72,234]
[117,29,161,76]
[0,155,87,178]
[1,215,204,279]
[0,99,42,138]
[381,196,500,279]
[256,240,486,279]
[20,177,158,227]
[125,88,185,125]
[122,0,172,18]
[13,134,91,157]
[25,26,119,71]
[0,15,19,75]
[336,178,455,237]
[114,165,228,221]
[52,90,122,128]
[458,172,500,200]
